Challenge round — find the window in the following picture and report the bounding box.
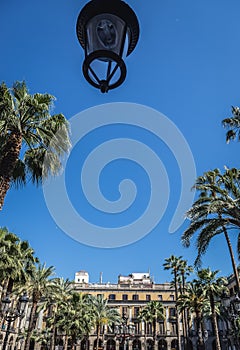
[170,294,174,301]
[146,294,151,301]
[122,307,128,317]
[159,322,165,335]
[109,294,116,300]
[158,294,163,301]
[134,307,140,318]
[132,294,139,301]
[134,322,140,335]
[171,323,177,335]
[122,294,128,301]
[146,322,152,335]
[169,308,176,317]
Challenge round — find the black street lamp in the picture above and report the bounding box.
[221,293,240,348]
[115,315,135,350]
[1,292,29,350]
[197,329,208,350]
[76,0,139,93]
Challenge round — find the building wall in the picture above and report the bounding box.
[72,274,182,350]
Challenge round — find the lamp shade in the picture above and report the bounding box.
[76,0,139,92]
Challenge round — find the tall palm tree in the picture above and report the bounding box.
[18,263,55,350]
[177,282,210,350]
[222,106,240,143]
[0,81,71,210]
[177,259,193,350]
[194,268,228,350]
[182,168,240,292]
[0,227,38,296]
[91,294,121,350]
[0,227,20,295]
[54,292,94,350]
[41,277,74,350]
[138,301,165,350]
[163,255,182,350]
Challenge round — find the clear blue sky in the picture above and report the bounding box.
[0,0,239,283]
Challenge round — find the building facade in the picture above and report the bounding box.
[72,271,182,350]
[71,271,234,350]
[0,271,235,350]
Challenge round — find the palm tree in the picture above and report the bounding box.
[41,277,74,350]
[0,227,38,296]
[177,260,193,350]
[54,292,94,350]
[0,81,71,210]
[177,282,210,350]
[0,227,20,295]
[18,263,55,350]
[194,268,228,350]
[163,255,183,350]
[91,294,121,350]
[222,106,240,143]
[182,168,240,292]
[138,301,165,350]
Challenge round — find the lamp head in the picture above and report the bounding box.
[76,0,139,92]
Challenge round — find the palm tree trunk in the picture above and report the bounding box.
[181,311,187,350]
[210,294,221,350]
[50,325,56,350]
[71,335,76,350]
[0,131,22,210]
[64,335,69,350]
[181,273,188,350]
[153,319,157,350]
[195,311,204,350]
[96,325,100,350]
[7,278,14,294]
[24,301,38,350]
[222,224,240,292]
[174,272,182,350]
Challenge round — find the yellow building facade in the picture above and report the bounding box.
[73,271,182,350]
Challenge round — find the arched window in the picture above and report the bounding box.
[146,322,152,335]
[171,339,178,350]
[119,339,128,350]
[158,339,167,350]
[94,339,103,350]
[81,339,89,350]
[132,339,141,350]
[146,339,154,350]
[106,339,116,350]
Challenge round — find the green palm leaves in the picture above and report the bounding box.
[163,255,193,350]
[182,167,240,290]
[222,106,240,143]
[138,300,165,347]
[194,268,228,350]
[90,294,121,350]
[0,81,71,209]
[53,293,94,350]
[177,269,227,350]
[0,227,38,296]
[138,301,165,323]
[20,263,55,350]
